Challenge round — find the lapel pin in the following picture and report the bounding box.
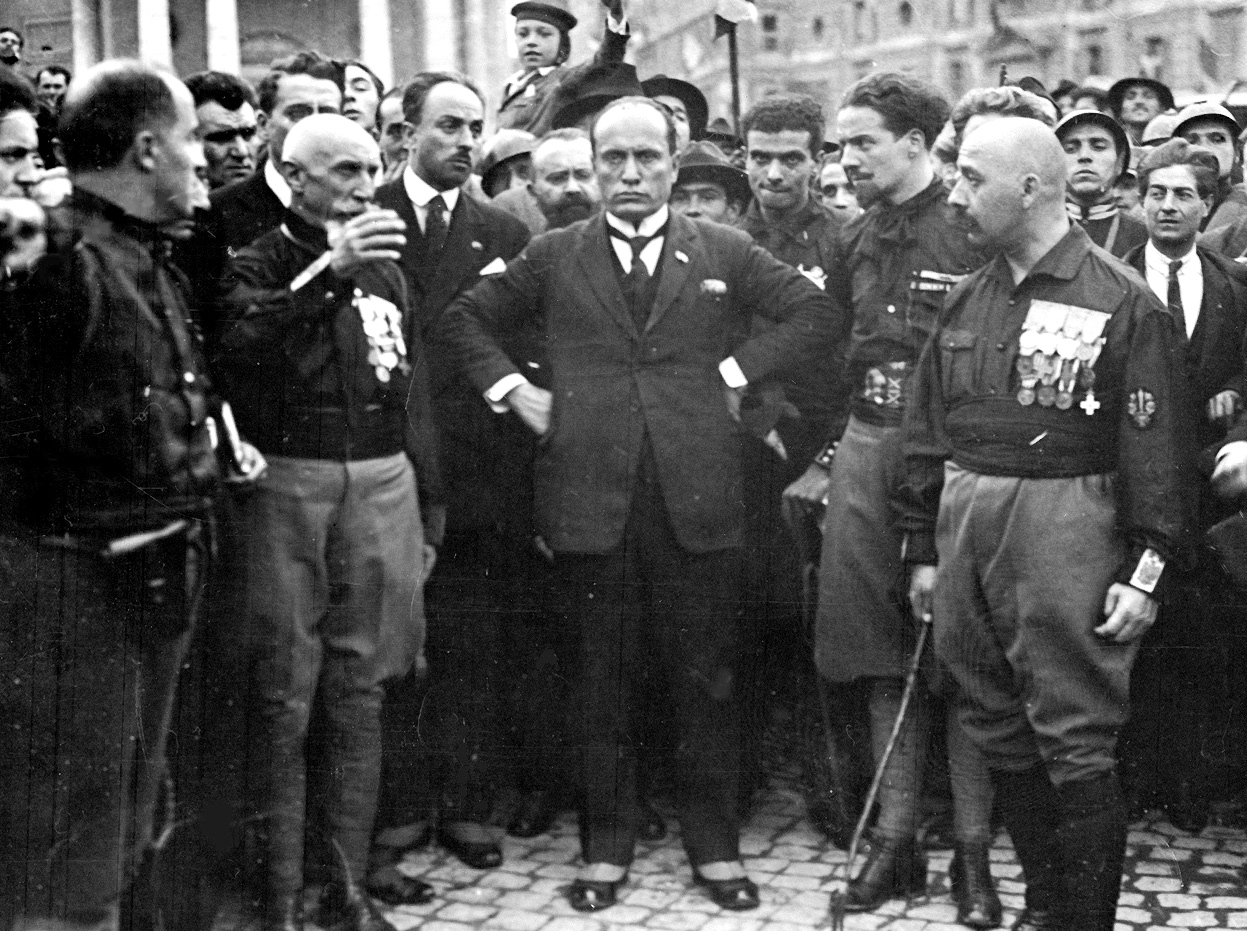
[701,279,727,296]
[471,241,483,251]
[675,250,689,264]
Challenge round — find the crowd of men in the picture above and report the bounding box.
[1,2,1247,931]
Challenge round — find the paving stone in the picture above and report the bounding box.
[838,915,887,930]
[1150,846,1194,861]
[770,844,819,862]
[700,917,764,931]
[1117,907,1153,923]
[744,857,790,873]
[542,919,604,931]
[1137,860,1180,874]
[1172,836,1219,850]
[902,902,960,921]
[1168,913,1219,927]
[1159,893,1202,909]
[766,905,826,924]
[1119,893,1145,906]
[1226,913,1247,927]
[494,892,559,911]
[1204,853,1246,867]
[783,861,834,878]
[766,873,824,891]
[1209,897,1247,909]
[439,903,501,923]
[645,914,711,931]
[483,909,550,931]
[480,871,535,890]
[1135,876,1184,892]
[420,922,478,931]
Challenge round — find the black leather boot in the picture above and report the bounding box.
[319,880,397,931]
[1053,774,1128,931]
[992,766,1065,930]
[841,834,928,912]
[950,842,1002,929]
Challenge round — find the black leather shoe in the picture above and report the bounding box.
[1011,907,1063,931]
[841,835,927,912]
[318,881,395,931]
[691,871,761,911]
[567,877,624,911]
[508,790,558,839]
[364,865,435,906]
[437,825,503,869]
[1166,779,1210,834]
[950,843,1002,929]
[638,802,667,842]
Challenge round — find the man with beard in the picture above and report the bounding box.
[900,117,1185,931]
[1057,109,1148,258]
[371,70,532,886]
[184,70,260,191]
[528,127,599,228]
[782,71,990,920]
[1107,76,1174,146]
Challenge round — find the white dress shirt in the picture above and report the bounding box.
[265,157,292,208]
[1144,241,1202,339]
[402,165,461,234]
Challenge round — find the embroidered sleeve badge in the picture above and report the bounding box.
[1126,388,1157,429]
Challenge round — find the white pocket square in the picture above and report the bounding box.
[479,257,507,276]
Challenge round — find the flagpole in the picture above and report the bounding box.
[729,28,741,135]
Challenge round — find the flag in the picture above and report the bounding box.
[714,0,757,40]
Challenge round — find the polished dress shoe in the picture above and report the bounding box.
[567,875,626,911]
[437,824,503,869]
[508,790,558,839]
[841,835,927,912]
[691,870,761,911]
[318,881,396,931]
[1011,907,1063,931]
[638,802,667,842]
[950,843,1002,929]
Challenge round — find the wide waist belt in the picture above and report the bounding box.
[266,404,405,462]
[945,399,1116,478]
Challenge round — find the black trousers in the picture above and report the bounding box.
[556,455,745,868]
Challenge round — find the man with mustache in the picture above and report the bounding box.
[529,127,600,228]
[899,117,1186,931]
[371,71,533,885]
[1057,109,1147,258]
[781,71,989,920]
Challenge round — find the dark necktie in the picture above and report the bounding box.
[425,194,448,256]
[608,225,664,329]
[1167,259,1187,338]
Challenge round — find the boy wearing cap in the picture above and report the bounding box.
[1057,109,1148,257]
[498,0,630,136]
[670,139,751,225]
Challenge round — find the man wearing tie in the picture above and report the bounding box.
[1120,138,1247,832]
[442,96,842,912]
[371,71,533,880]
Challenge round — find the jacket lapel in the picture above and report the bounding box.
[377,181,426,298]
[576,215,636,338]
[422,196,482,318]
[646,213,697,333]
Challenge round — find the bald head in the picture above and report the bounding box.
[949,117,1071,258]
[282,112,384,225]
[283,112,379,173]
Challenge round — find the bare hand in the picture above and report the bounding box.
[908,564,938,624]
[329,209,406,275]
[235,441,267,482]
[1211,442,1247,500]
[781,464,831,529]
[1097,582,1157,643]
[507,382,553,436]
[0,196,46,274]
[1208,390,1242,428]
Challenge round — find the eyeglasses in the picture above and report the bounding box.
[202,126,257,145]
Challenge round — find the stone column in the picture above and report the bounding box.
[359,0,394,87]
[70,0,100,72]
[137,0,172,65]
[424,0,459,71]
[205,0,240,73]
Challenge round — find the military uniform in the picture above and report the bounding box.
[896,223,1187,930]
[1067,200,1148,259]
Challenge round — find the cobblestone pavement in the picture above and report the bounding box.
[378,770,1247,931]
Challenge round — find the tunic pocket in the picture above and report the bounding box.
[939,328,978,398]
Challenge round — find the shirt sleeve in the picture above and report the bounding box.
[485,372,531,412]
[718,357,747,388]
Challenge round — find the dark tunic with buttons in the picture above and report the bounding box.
[814,179,981,683]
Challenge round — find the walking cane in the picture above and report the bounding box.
[829,609,932,931]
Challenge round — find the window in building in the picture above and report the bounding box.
[899,1,914,27]
[813,16,824,39]
[1086,43,1104,75]
[762,12,778,50]
[853,1,867,41]
[948,59,965,97]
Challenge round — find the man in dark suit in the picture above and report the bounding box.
[1121,139,1247,832]
[442,96,843,912]
[370,71,535,881]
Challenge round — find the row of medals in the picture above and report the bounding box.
[1015,303,1109,411]
[355,289,407,384]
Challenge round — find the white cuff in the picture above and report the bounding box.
[1216,440,1247,465]
[485,373,529,413]
[607,13,628,33]
[719,356,747,389]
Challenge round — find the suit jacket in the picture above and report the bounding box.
[1126,242,1247,532]
[441,210,845,554]
[374,178,532,532]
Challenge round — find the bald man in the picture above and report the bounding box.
[215,114,441,931]
[894,118,1187,931]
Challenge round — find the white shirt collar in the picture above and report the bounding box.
[1145,240,1198,277]
[606,205,669,239]
[402,165,460,213]
[265,158,292,209]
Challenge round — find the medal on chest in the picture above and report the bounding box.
[354,289,410,384]
[1016,300,1110,414]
